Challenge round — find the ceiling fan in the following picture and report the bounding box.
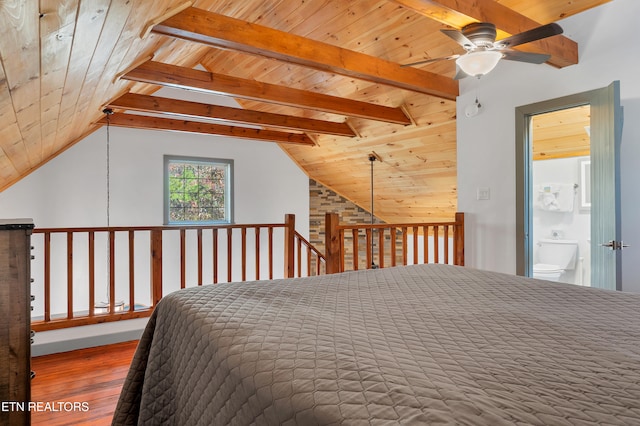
[403,22,563,79]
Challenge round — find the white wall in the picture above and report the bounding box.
[532,157,590,286]
[0,127,309,226]
[0,89,309,230]
[457,0,640,293]
[0,91,310,353]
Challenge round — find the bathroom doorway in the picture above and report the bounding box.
[530,105,591,285]
[515,82,623,290]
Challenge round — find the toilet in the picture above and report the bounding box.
[533,239,578,282]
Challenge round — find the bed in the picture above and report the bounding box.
[113,264,640,425]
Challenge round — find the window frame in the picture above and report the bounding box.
[164,155,234,225]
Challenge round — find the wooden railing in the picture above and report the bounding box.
[30,212,463,331]
[295,231,326,277]
[324,212,464,273]
[30,214,322,332]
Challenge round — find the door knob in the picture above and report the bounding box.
[601,240,615,249]
[600,240,630,250]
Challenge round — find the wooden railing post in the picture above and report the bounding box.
[284,214,295,278]
[150,229,163,305]
[454,212,465,266]
[43,232,51,322]
[109,230,116,314]
[66,232,74,319]
[325,213,341,274]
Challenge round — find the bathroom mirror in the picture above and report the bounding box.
[579,159,591,211]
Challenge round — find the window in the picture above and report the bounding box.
[165,156,233,224]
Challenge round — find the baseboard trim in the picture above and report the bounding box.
[32,319,147,356]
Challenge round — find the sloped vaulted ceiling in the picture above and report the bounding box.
[0,0,610,222]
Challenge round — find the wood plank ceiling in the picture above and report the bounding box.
[0,0,610,223]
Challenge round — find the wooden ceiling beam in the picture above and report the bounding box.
[390,0,578,68]
[123,61,413,125]
[107,93,356,137]
[151,7,458,99]
[98,113,316,146]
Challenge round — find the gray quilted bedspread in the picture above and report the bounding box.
[112,264,640,425]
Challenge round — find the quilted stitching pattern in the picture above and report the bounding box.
[113,264,640,425]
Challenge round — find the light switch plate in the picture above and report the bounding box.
[477,187,490,200]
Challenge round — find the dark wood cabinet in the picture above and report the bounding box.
[0,219,34,426]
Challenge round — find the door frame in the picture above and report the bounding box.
[515,82,622,289]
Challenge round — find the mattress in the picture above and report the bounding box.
[113,264,640,425]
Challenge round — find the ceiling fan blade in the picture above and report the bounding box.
[495,23,563,48]
[501,49,551,64]
[441,29,476,49]
[401,54,460,68]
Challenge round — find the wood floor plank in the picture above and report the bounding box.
[30,340,137,426]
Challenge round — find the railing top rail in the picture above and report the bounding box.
[336,221,458,231]
[33,223,287,234]
[294,231,326,260]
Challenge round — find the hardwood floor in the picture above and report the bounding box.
[30,340,138,426]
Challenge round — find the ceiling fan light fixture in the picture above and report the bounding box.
[456,50,503,77]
